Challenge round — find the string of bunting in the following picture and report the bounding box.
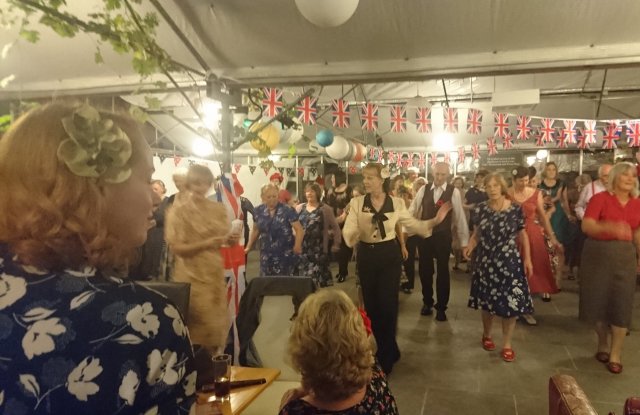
[261,87,639,150]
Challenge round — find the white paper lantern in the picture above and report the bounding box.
[294,0,359,28]
[308,139,326,154]
[326,135,350,160]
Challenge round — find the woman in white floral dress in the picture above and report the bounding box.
[0,103,195,414]
[464,173,534,363]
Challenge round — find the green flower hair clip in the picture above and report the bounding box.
[57,104,133,184]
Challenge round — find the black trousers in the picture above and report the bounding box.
[336,235,353,277]
[401,235,422,290]
[357,239,402,374]
[418,231,452,311]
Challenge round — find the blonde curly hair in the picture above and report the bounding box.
[0,102,145,271]
[288,290,374,402]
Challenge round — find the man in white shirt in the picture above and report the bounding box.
[409,162,469,321]
[574,164,612,220]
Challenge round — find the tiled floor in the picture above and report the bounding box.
[245,253,640,414]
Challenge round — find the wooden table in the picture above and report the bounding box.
[196,366,281,415]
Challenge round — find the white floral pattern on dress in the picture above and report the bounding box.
[146,349,179,386]
[126,302,160,338]
[0,273,27,310]
[21,317,67,360]
[164,305,187,337]
[66,357,103,401]
[118,369,140,406]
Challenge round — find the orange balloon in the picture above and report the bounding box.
[250,123,280,151]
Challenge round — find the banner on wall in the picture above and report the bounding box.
[479,152,524,169]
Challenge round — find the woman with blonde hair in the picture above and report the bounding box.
[579,162,640,374]
[279,290,398,414]
[0,102,195,413]
[165,164,238,354]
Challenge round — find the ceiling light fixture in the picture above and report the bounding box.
[294,0,359,27]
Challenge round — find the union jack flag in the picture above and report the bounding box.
[502,134,514,149]
[262,88,283,118]
[430,152,438,167]
[583,120,597,144]
[556,134,568,148]
[626,121,640,147]
[466,109,482,135]
[576,129,589,149]
[443,152,451,165]
[390,104,407,133]
[387,150,396,164]
[471,142,480,160]
[493,113,510,138]
[443,107,458,133]
[540,118,556,142]
[331,99,350,128]
[349,164,357,175]
[368,146,378,161]
[516,115,532,140]
[487,138,498,155]
[360,103,379,132]
[396,152,404,168]
[562,120,577,144]
[296,96,317,125]
[406,152,415,168]
[415,107,432,133]
[533,127,545,147]
[602,121,621,149]
[457,146,465,163]
[417,152,426,168]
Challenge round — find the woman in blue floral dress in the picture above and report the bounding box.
[296,183,341,286]
[245,184,304,276]
[464,173,534,363]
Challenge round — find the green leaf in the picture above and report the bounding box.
[39,15,77,37]
[144,96,162,109]
[288,144,297,158]
[19,28,39,43]
[0,114,12,133]
[105,0,122,10]
[94,49,104,64]
[128,105,148,123]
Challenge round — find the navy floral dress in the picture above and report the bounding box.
[468,203,534,317]
[279,366,398,415]
[0,245,196,415]
[255,203,299,276]
[297,204,331,286]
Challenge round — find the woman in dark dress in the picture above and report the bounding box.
[324,171,353,283]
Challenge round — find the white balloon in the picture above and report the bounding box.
[326,135,350,160]
[308,139,326,154]
[294,0,359,28]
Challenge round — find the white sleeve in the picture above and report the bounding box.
[452,188,469,246]
[574,185,591,220]
[342,198,360,248]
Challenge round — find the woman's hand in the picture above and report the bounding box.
[606,221,633,240]
[400,245,408,260]
[462,245,473,260]
[434,202,452,224]
[293,244,302,255]
[524,259,533,277]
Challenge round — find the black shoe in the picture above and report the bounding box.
[337,274,346,283]
[420,305,433,316]
[541,294,551,302]
[435,310,447,321]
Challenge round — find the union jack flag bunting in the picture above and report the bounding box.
[583,120,597,144]
[262,88,283,118]
[430,152,438,167]
[443,108,458,133]
[540,118,556,143]
[415,107,432,133]
[331,99,350,128]
[576,129,589,149]
[562,120,577,144]
[493,113,510,138]
[360,103,379,132]
[296,96,317,125]
[487,138,498,155]
[556,134,568,148]
[390,104,407,133]
[471,142,480,160]
[443,152,451,165]
[406,152,415,168]
[466,109,482,135]
[396,153,404,168]
[516,115,532,140]
[457,146,465,163]
[387,150,396,164]
[417,152,426,168]
[349,164,357,175]
[626,121,640,147]
[602,121,621,149]
[532,127,545,147]
[502,134,514,149]
[368,146,378,161]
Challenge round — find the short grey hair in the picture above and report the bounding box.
[607,162,639,197]
[597,163,612,179]
[260,183,279,196]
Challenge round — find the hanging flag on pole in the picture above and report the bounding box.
[296,96,317,125]
[331,99,350,128]
[360,103,379,132]
[493,113,510,138]
[390,104,408,133]
[261,88,283,117]
[516,115,531,140]
[466,109,482,135]
[443,107,458,133]
[415,107,432,133]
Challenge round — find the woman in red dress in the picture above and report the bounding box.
[508,167,562,325]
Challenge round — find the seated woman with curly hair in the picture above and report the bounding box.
[279,290,398,415]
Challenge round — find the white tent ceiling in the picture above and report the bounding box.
[2,0,640,155]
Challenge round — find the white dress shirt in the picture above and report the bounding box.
[343,195,438,247]
[574,180,606,220]
[409,182,469,246]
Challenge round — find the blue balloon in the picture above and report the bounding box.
[316,129,334,147]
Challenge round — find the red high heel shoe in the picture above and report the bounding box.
[481,336,496,351]
[501,348,515,362]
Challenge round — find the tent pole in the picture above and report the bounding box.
[579,149,584,175]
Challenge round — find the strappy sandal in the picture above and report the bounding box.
[606,361,623,374]
[501,348,515,362]
[481,336,496,351]
[594,352,610,363]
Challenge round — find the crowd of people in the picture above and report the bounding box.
[1,101,638,414]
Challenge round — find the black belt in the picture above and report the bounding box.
[359,239,398,249]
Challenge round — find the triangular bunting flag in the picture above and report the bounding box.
[159,154,166,163]
[248,165,257,175]
[286,168,294,176]
[233,164,242,174]
[262,167,270,176]
[471,143,480,160]
[487,138,498,156]
[277,167,285,175]
[173,156,182,167]
[297,167,305,176]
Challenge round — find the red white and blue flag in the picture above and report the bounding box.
[493,113,510,138]
[626,121,640,147]
[296,96,317,125]
[467,109,483,135]
[360,103,379,132]
[443,107,458,133]
[331,99,350,128]
[430,152,438,167]
[556,134,568,148]
[583,120,597,144]
[562,120,577,144]
[471,142,481,160]
[502,133,514,149]
[417,152,426,168]
[262,87,283,118]
[576,129,589,149]
[602,121,621,149]
[390,104,408,133]
[487,138,498,155]
[368,146,379,161]
[443,152,451,165]
[457,146,465,163]
[415,107,432,133]
[396,152,404,168]
[516,115,532,140]
[540,118,556,143]
[533,127,545,147]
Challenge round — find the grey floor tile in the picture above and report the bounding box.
[423,388,516,415]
